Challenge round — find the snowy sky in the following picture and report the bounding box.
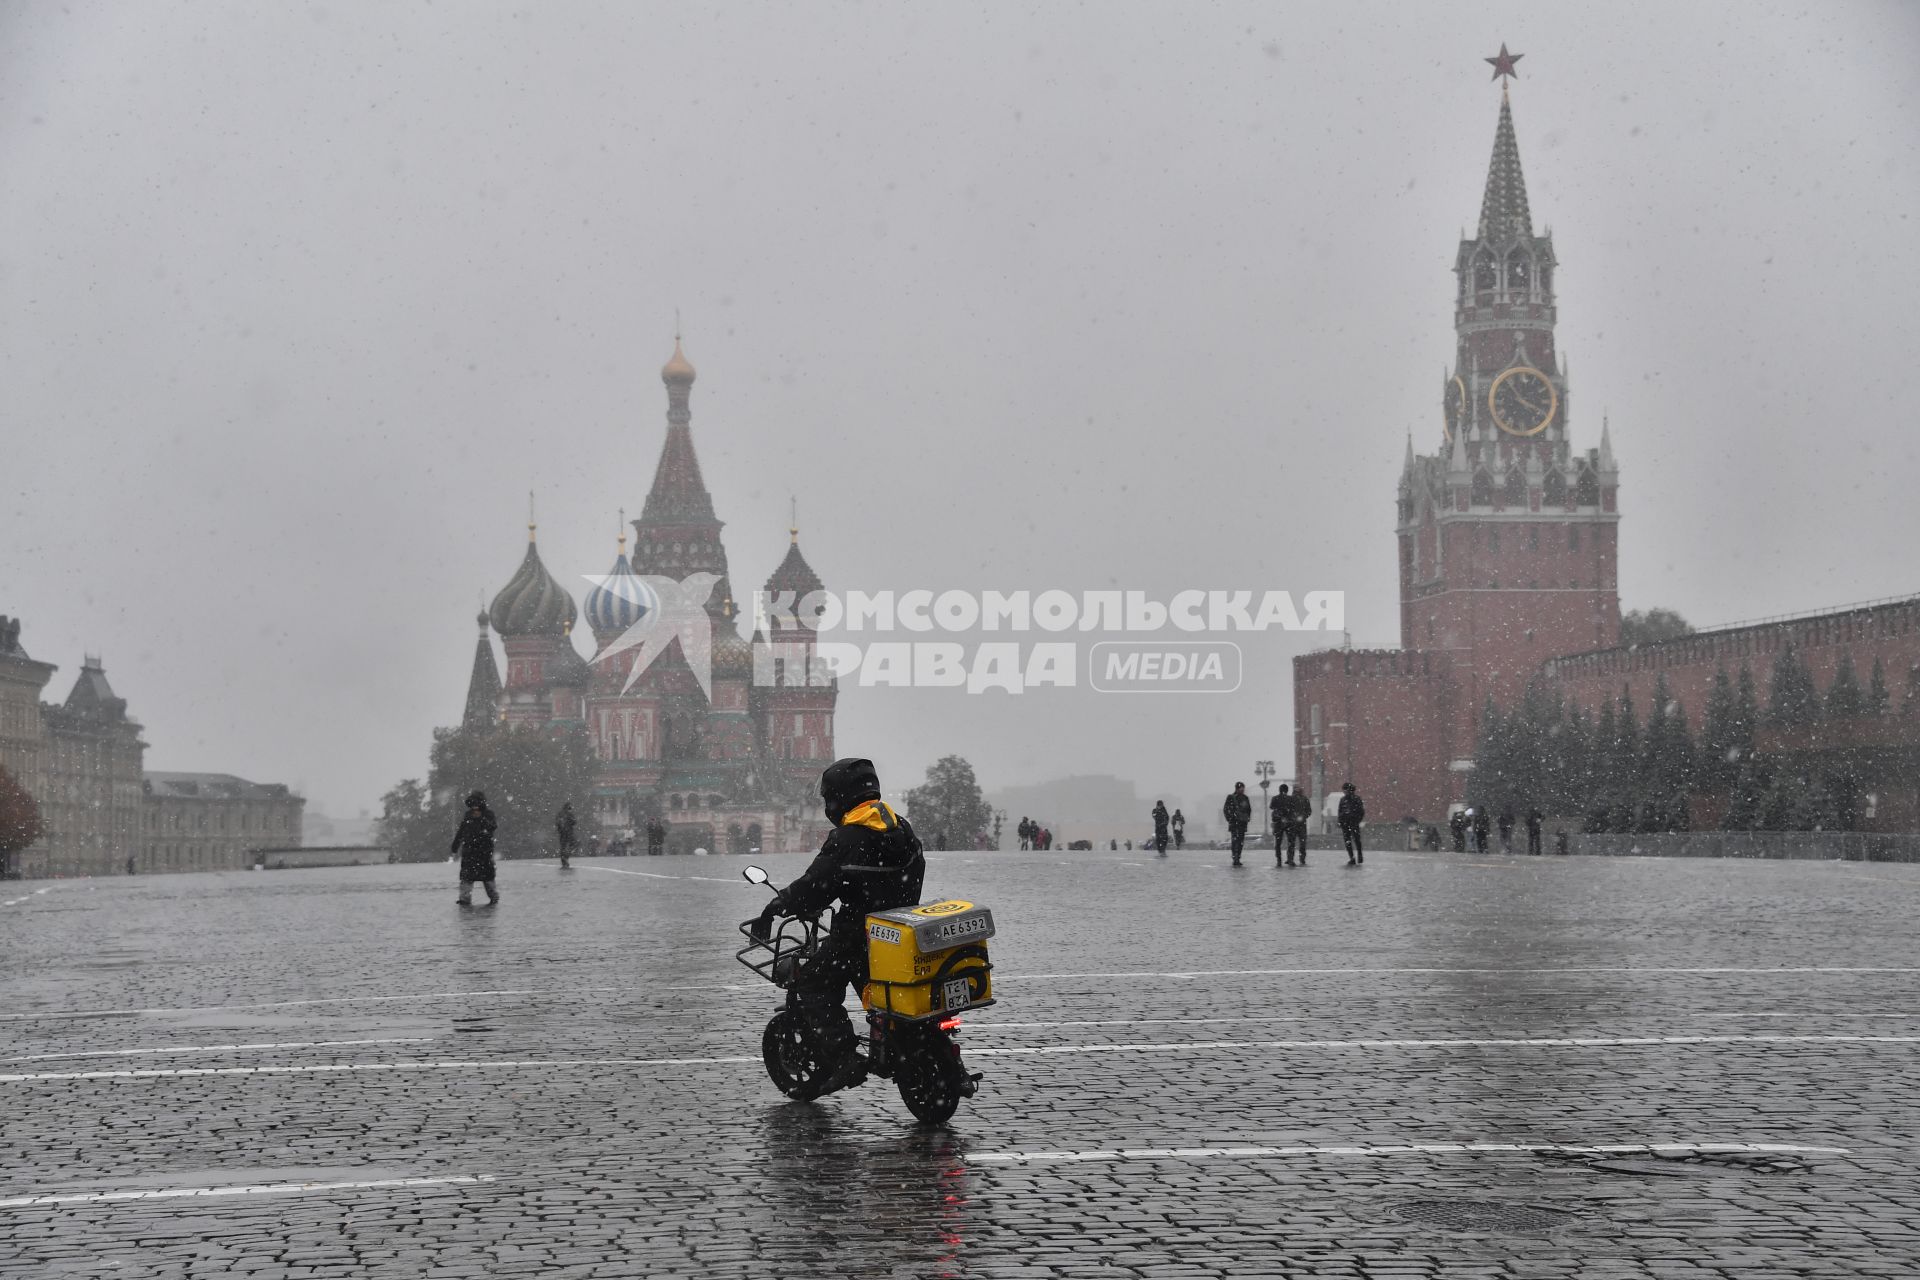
[3,1,1917,820]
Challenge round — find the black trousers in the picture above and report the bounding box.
[1527,827,1543,855]
[1341,823,1364,859]
[1228,824,1247,858]
[794,930,865,1061]
[1283,826,1305,859]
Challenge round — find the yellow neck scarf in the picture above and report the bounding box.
[840,800,896,831]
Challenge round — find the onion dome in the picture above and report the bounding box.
[584,530,660,637]
[711,619,755,681]
[489,527,578,638]
[550,621,591,686]
[661,336,696,387]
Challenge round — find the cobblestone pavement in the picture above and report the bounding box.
[3,847,1918,1278]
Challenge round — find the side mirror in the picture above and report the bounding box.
[743,866,770,886]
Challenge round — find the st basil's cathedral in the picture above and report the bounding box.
[461,340,838,854]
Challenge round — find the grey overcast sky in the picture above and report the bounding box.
[4,1,1917,820]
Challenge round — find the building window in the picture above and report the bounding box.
[1528,526,1539,550]
[1489,528,1500,554]
[1569,527,1581,551]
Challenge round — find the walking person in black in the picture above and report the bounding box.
[452,791,500,906]
[1171,809,1186,850]
[1337,782,1366,865]
[1151,801,1171,856]
[1290,786,1312,865]
[1496,807,1515,855]
[555,802,578,869]
[1270,785,1293,866]
[1526,805,1545,856]
[1471,806,1492,855]
[1222,783,1252,867]
[1449,808,1469,852]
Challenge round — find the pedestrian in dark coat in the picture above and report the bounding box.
[1471,806,1492,855]
[1171,809,1186,849]
[1449,809,1469,852]
[556,802,578,868]
[1337,782,1366,865]
[1291,788,1312,865]
[1497,808,1515,854]
[1525,806,1545,856]
[1151,801,1171,856]
[1274,786,1305,867]
[1222,783,1253,866]
[452,791,500,905]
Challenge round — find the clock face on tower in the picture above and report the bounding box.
[1443,376,1467,441]
[1488,366,1558,437]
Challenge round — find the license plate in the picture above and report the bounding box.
[942,977,972,1011]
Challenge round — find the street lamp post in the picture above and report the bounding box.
[1255,760,1276,839]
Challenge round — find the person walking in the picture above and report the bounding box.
[1151,801,1171,856]
[1497,807,1515,855]
[1526,805,1545,856]
[1222,783,1253,867]
[1270,785,1293,866]
[1337,782,1366,865]
[555,802,578,869]
[1291,786,1313,865]
[452,791,500,906]
[1449,808,1469,852]
[1171,809,1186,850]
[646,818,666,856]
[1471,806,1492,855]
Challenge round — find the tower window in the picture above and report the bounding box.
[1506,248,1531,291]
[1528,526,1540,550]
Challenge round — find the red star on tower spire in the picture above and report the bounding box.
[1485,43,1523,83]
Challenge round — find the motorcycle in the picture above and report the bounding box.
[736,864,994,1124]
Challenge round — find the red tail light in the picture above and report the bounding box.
[938,1017,963,1031]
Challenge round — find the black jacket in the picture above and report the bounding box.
[1337,793,1365,827]
[1270,794,1291,824]
[773,804,925,943]
[1223,792,1252,828]
[452,805,498,879]
[1151,803,1170,833]
[556,807,577,846]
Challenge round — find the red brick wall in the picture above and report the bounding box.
[1294,649,1461,825]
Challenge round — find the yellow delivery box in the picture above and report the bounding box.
[862,899,995,1019]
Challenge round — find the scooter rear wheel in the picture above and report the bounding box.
[894,1033,965,1125]
[762,1010,828,1101]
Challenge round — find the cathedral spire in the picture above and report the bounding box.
[639,336,719,528]
[1477,88,1534,242]
[463,612,502,729]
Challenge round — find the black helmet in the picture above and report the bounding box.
[466,790,487,808]
[820,757,882,824]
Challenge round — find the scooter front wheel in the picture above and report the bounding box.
[762,1009,828,1102]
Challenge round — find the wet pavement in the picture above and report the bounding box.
[3,846,1918,1278]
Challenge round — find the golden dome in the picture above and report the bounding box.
[661,337,696,386]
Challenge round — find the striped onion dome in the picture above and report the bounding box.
[488,531,578,638]
[584,538,660,638]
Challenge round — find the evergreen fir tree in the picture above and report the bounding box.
[1768,643,1820,726]
[1868,657,1891,716]
[1699,665,1737,790]
[1825,651,1864,720]
[1610,685,1641,832]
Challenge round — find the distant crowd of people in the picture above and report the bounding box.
[1441,804,1546,855]
[1015,817,1055,850]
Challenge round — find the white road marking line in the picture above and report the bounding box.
[966,1141,1852,1166]
[972,1017,1307,1030]
[1697,1012,1920,1019]
[578,865,750,885]
[0,1055,760,1082]
[1001,966,1920,981]
[1,886,55,908]
[2,1037,437,1064]
[4,1034,1915,1083]
[11,964,1917,1024]
[0,1174,497,1209]
[963,1034,1920,1057]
